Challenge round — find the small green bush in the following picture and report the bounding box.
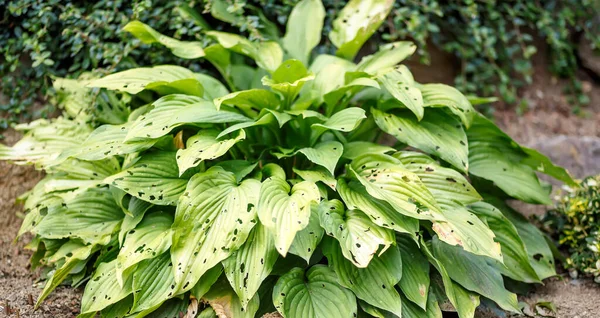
[1,1,578,317]
[544,175,600,282]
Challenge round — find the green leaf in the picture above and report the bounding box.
[214,89,281,115]
[36,241,94,307]
[273,265,357,318]
[171,167,261,293]
[377,68,424,120]
[206,31,283,73]
[337,178,419,235]
[323,240,403,316]
[432,237,520,313]
[118,197,153,245]
[288,206,324,262]
[203,277,260,318]
[80,260,133,315]
[484,197,556,280]
[262,59,315,103]
[215,160,258,184]
[400,291,443,318]
[127,253,176,313]
[298,141,343,175]
[223,223,278,309]
[520,146,577,186]
[329,0,394,59]
[116,212,173,286]
[123,21,204,59]
[311,107,366,143]
[468,202,541,283]
[68,123,157,161]
[283,0,325,65]
[357,42,417,74]
[317,199,395,267]
[372,107,468,172]
[191,265,224,300]
[87,65,203,96]
[397,235,430,310]
[342,142,394,160]
[258,174,320,255]
[196,73,230,99]
[467,114,551,204]
[293,167,337,190]
[176,129,246,176]
[419,84,475,128]
[35,187,124,244]
[53,77,94,122]
[105,151,188,206]
[126,94,249,142]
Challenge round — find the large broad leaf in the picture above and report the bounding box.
[124,21,204,59]
[400,291,443,318]
[36,241,94,307]
[176,129,245,176]
[68,123,157,161]
[203,277,260,318]
[274,141,343,176]
[105,151,188,206]
[329,0,394,59]
[377,69,424,121]
[310,107,366,143]
[116,212,173,285]
[432,237,520,313]
[467,114,552,204]
[223,223,278,309]
[484,197,556,280]
[206,31,283,73]
[263,59,315,104]
[34,187,124,244]
[171,167,261,294]
[257,174,320,255]
[282,0,325,65]
[118,197,153,245]
[468,202,540,283]
[214,89,281,115]
[0,118,91,167]
[196,73,230,100]
[293,167,337,191]
[43,157,120,192]
[317,199,394,267]
[125,94,249,142]
[129,252,176,314]
[342,142,394,160]
[288,206,324,262]
[397,235,430,310]
[218,109,291,139]
[348,153,442,220]
[80,260,133,315]
[87,65,203,96]
[302,55,355,107]
[273,265,357,318]
[356,42,417,74]
[373,107,468,172]
[191,265,224,300]
[419,84,475,128]
[337,178,419,236]
[323,240,403,316]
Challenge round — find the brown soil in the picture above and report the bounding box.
[0,129,80,318]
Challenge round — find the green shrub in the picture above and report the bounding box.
[544,175,600,282]
[1,0,577,316]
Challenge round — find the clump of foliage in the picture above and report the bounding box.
[544,175,600,282]
[1,0,577,317]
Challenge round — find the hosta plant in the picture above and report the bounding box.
[1,0,577,317]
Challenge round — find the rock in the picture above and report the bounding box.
[579,37,600,78]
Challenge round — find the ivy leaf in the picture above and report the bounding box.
[357,41,417,74]
[373,107,468,172]
[317,199,395,267]
[116,212,173,286]
[323,240,403,316]
[80,260,133,315]
[87,65,204,96]
[432,237,520,313]
[468,202,541,283]
[329,0,394,59]
[288,206,324,262]
[126,94,249,142]
[171,167,261,294]
[223,223,278,309]
[257,174,320,255]
[419,84,475,128]
[176,129,246,176]
[397,235,430,310]
[105,151,188,206]
[282,0,326,65]
[273,265,357,318]
[123,21,205,59]
[337,178,419,236]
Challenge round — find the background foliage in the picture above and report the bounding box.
[1,0,598,129]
